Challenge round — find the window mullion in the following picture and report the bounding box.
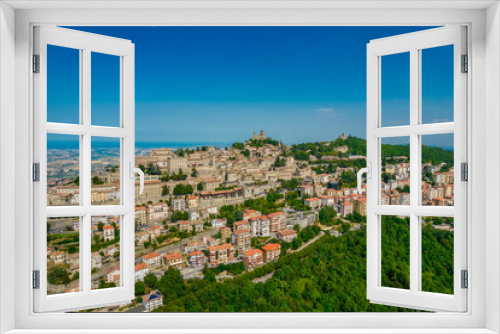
[409,47,420,294]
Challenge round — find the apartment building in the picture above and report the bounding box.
[220,226,232,239]
[338,202,354,217]
[233,220,251,232]
[243,249,263,269]
[232,229,251,253]
[145,203,168,221]
[172,198,186,212]
[189,250,205,267]
[304,197,321,210]
[208,243,235,266]
[268,212,286,233]
[262,243,281,263]
[167,156,189,174]
[135,206,147,226]
[177,220,191,232]
[198,187,244,208]
[249,215,270,237]
[211,218,227,229]
[355,198,367,215]
[135,180,162,200]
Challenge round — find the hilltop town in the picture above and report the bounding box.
[45,131,455,312]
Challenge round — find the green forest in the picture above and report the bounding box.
[148,220,454,312]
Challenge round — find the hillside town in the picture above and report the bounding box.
[45,131,455,312]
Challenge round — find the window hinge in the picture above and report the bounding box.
[33,163,40,182]
[33,270,40,289]
[461,162,468,182]
[461,54,468,73]
[461,270,468,289]
[33,54,40,73]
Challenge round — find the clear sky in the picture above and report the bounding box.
[47,26,454,147]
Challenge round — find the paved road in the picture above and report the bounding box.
[292,231,324,252]
[253,271,274,283]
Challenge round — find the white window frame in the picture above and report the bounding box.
[366,26,467,312]
[1,2,498,333]
[32,26,136,312]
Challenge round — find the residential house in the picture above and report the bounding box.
[211,218,227,229]
[106,266,120,283]
[277,230,298,243]
[298,185,314,198]
[134,262,149,282]
[103,225,114,241]
[163,252,184,268]
[142,290,163,312]
[142,251,161,269]
[338,202,354,217]
[186,195,199,208]
[355,198,367,216]
[193,221,204,232]
[208,243,235,266]
[177,220,191,232]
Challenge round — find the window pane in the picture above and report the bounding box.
[381,137,410,205]
[381,215,410,290]
[91,137,121,205]
[92,52,120,127]
[47,134,80,206]
[47,217,80,295]
[47,45,80,124]
[421,216,454,294]
[381,52,410,127]
[421,45,454,124]
[421,134,454,206]
[91,215,121,290]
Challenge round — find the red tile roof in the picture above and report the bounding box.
[143,251,160,260]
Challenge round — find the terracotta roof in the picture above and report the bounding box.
[244,249,263,257]
[135,263,149,272]
[164,252,182,261]
[143,252,160,260]
[233,229,251,236]
[177,220,191,225]
[278,230,297,237]
[190,250,203,256]
[234,220,249,226]
[208,243,233,252]
[262,243,280,251]
[103,225,114,230]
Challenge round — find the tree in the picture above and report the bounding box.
[232,142,245,150]
[319,206,337,225]
[197,182,204,191]
[92,176,103,185]
[191,168,198,177]
[135,281,145,296]
[173,184,193,195]
[293,224,301,232]
[47,267,70,285]
[97,222,104,231]
[232,210,243,221]
[73,176,79,186]
[162,185,169,196]
[144,273,158,289]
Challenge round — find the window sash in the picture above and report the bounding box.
[33,26,136,312]
[366,26,468,312]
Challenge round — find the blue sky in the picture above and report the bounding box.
[47,26,454,147]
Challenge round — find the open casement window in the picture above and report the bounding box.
[365,26,467,312]
[33,26,136,312]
